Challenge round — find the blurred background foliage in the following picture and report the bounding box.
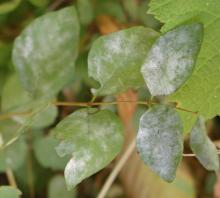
[0,0,219,198]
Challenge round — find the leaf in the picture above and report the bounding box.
[0,120,28,172]
[48,175,76,198]
[29,0,50,7]
[1,74,58,128]
[149,0,220,132]
[76,0,94,25]
[189,116,219,171]
[53,108,124,189]
[0,186,21,198]
[33,135,69,170]
[88,26,158,96]
[136,104,183,182]
[12,6,80,99]
[0,0,21,14]
[141,23,203,96]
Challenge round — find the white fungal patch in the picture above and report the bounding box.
[136,104,183,182]
[141,23,203,96]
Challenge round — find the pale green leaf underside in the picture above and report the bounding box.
[88,26,159,96]
[136,104,183,182]
[149,0,220,132]
[141,23,203,96]
[33,136,69,170]
[0,186,21,198]
[190,116,219,171]
[53,108,124,189]
[1,74,58,128]
[12,6,80,99]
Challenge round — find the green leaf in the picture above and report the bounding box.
[0,0,21,14]
[149,0,220,132]
[141,23,203,96]
[0,120,28,172]
[1,74,58,128]
[29,0,50,7]
[33,135,69,170]
[77,0,94,25]
[136,104,183,182]
[48,175,76,198]
[189,116,219,171]
[12,6,80,99]
[53,108,124,189]
[0,186,21,198]
[88,26,158,96]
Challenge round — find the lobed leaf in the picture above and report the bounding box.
[88,26,158,96]
[136,104,183,182]
[189,116,219,171]
[149,0,220,132]
[53,108,124,189]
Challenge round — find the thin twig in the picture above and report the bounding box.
[97,139,136,198]
[183,150,220,157]
[6,168,17,188]
[0,111,31,121]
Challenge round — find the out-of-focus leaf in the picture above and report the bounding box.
[0,186,21,198]
[136,104,183,182]
[95,1,126,23]
[122,0,138,20]
[2,74,58,128]
[48,175,76,198]
[77,0,94,25]
[0,120,27,172]
[33,135,69,170]
[190,116,219,170]
[53,108,124,189]
[141,23,203,96]
[88,26,158,96]
[29,0,50,7]
[12,6,80,99]
[0,0,21,14]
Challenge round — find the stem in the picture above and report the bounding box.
[183,150,220,157]
[97,139,136,198]
[6,168,17,188]
[0,111,31,121]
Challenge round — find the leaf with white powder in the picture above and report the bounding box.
[12,6,80,99]
[88,26,158,96]
[141,23,203,96]
[53,108,124,189]
[190,116,219,171]
[136,104,183,182]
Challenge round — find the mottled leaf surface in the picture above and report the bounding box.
[33,135,69,170]
[53,108,124,189]
[88,26,158,96]
[190,117,219,171]
[141,23,203,96]
[136,104,183,182]
[0,186,21,198]
[12,6,80,99]
[149,0,220,132]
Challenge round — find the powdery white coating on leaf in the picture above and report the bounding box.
[12,6,80,99]
[190,117,219,171]
[136,104,183,182]
[88,26,158,96]
[141,23,203,96]
[53,108,124,189]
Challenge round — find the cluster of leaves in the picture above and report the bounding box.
[0,0,220,197]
